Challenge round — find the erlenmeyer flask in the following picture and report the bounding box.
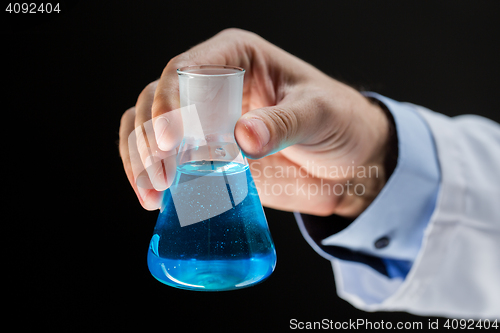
[147,65,277,291]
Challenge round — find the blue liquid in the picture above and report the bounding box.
[147,161,276,291]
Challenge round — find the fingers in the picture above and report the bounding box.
[134,81,178,192]
[120,29,262,210]
[119,106,162,210]
[248,154,374,218]
[150,28,313,159]
[118,79,180,211]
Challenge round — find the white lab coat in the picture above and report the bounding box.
[331,106,500,319]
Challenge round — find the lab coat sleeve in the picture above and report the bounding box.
[297,95,500,319]
[381,105,500,319]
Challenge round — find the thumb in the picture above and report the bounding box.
[235,99,326,159]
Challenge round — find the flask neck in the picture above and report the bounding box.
[177,65,246,167]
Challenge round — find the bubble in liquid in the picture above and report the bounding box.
[215,147,226,157]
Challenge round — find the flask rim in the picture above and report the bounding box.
[177,64,245,77]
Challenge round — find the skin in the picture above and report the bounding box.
[118,28,390,219]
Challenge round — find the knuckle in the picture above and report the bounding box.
[217,28,260,42]
[165,54,184,70]
[218,27,246,36]
[120,107,135,130]
[137,80,158,105]
[267,107,298,143]
[310,91,327,110]
[164,52,199,73]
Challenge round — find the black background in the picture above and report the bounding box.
[5,1,499,330]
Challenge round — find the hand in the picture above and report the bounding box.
[119,28,391,218]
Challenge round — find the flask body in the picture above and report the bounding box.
[148,160,276,291]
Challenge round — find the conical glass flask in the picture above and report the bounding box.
[147,65,277,291]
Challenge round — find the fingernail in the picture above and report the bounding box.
[244,118,270,149]
[154,117,170,150]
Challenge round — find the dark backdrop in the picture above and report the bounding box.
[5,1,499,330]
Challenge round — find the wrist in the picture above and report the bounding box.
[376,99,398,182]
[363,97,398,178]
[333,97,398,218]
